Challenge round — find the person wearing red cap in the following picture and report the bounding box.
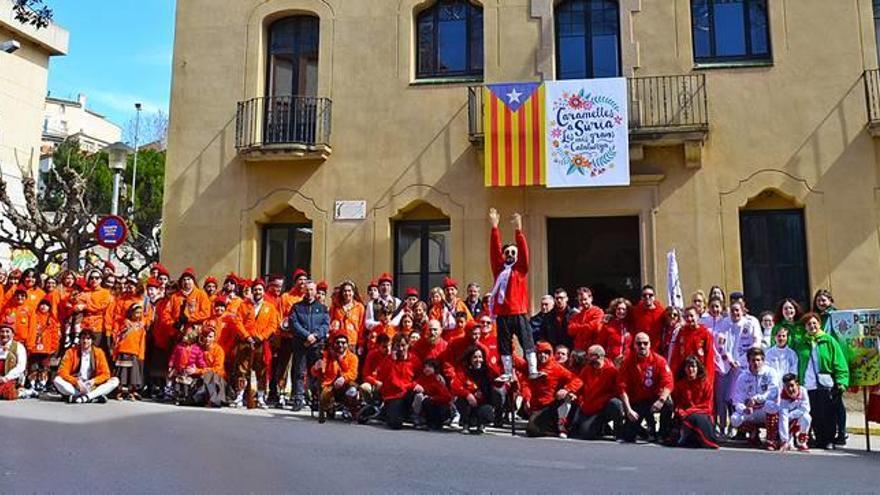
[102,261,116,278]
[311,330,359,422]
[570,345,624,440]
[203,277,219,299]
[402,287,421,315]
[365,279,379,305]
[315,281,329,306]
[618,332,674,443]
[154,263,171,287]
[631,285,666,352]
[287,280,329,411]
[24,298,60,395]
[442,276,472,328]
[488,208,540,381]
[2,288,33,346]
[238,278,281,408]
[365,272,402,331]
[148,279,178,398]
[329,280,365,353]
[168,268,211,337]
[47,270,77,321]
[567,287,605,352]
[522,341,582,438]
[0,317,27,400]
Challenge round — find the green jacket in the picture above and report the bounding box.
[807,331,849,388]
[773,320,809,381]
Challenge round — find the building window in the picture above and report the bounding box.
[416,0,483,79]
[739,209,809,313]
[691,0,770,64]
[261,223,313,285]
[265,16,320,145]
[555,0,621,80]
[394,220,451,297]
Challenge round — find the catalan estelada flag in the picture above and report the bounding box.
[484,82,546,187]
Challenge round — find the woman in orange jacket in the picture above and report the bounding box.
[112,304,147,400]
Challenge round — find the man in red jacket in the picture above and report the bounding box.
[524,341,582,438]
[571,345,624,440]
[410,319,448,362]
[631,285,666,352]
[619,332,674,443]
[567,287,604,352]
[372,333,421,430]
[488,208,540,381]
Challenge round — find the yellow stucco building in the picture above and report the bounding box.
[163,0,880,313]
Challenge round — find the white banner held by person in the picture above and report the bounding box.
[544,78,630,188]
[667,249,684,309]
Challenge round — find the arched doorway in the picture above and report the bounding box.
[261,206,313,285]
[739,189,809,313]
[392,202,451,297]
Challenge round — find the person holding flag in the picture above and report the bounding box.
[488,208,541,381]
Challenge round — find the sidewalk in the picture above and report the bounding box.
[845,409,880,452]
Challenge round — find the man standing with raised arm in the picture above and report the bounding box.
[488,208,541,381]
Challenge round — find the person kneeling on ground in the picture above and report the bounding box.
[373,333,421,430]
[778,373,811,452]
[412,359,454,430]
[571,345,624,440]
[311,330,359,423]
[0,319,26,400]
[54,330,119,404]
[618,333,674,443]
[670,355,718,448]
[730,347,781,450]
[191,327,227,408]
[452,346,503,434]
[524,341,581,438]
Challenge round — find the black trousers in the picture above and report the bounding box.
[809,388,841,447]
[455,397,495,428]
[572,399,625,440]
[291,340,323,401]
[621,397,673,442]
[385,392,415,430]
[422,399,452,429]
[496,314,535,356]
[271,337,294,398]
[526,400,575,437]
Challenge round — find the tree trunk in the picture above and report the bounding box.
[66,236,81,271]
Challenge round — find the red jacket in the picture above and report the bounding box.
[568,305,605,351]
[667,324,715,379]
[618,351,673,405]
[525,359,581,411]
[439,336,491,378]
[415,373,453,404]
[373,354,421,401]
[361,349,389,384]
[576,360,621,416]
[672,376,714,417]
[411,337,448,363]
[489,227,529,316]
[631,301,665,352]
[597,318,632,362]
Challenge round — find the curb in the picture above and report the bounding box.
[847,427,880,436]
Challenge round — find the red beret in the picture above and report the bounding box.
[224,273,239,284]
[405,287,419,298]
[179,267,196,282]
[213,296,228,306]
[292,268,308,280]
[103,260,116,271]
[443,277,458,289]
[0,315,15,330]
[465,320,480,332]
[316,280,328,292]
[238,279,252,289]
[204,276,218,286]
[154,263,170,277]
[330,329,349,342]
[252,278,266,288]
[146,277,162,288]
[378,272,393,284]
[367,278,378,289]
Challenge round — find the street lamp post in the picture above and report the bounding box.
[105,142,133,216]
[130,102,142,214]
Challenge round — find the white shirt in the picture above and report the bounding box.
[765,346,798,380]
[0,341,27,381]
[365,295,403,329]
[723,316,763,368]
[79,350,92,382]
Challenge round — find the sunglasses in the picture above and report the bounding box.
[503,250,516,257]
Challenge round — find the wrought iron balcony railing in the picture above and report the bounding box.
[468,74,709,142]
[235,95,332,157]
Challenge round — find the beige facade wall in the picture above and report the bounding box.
[164,0,880,310]
[0,1,68,262]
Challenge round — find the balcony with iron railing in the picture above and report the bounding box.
[468,74,710,167]
[235,95,332,161]
[865,69,880,137]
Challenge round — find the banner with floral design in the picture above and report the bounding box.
[544,78,630,188]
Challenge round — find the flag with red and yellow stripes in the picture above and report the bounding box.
[483,82,546,187]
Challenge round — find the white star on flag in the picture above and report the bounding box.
[506,88,522,104]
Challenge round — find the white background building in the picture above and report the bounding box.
[42,93,121,154]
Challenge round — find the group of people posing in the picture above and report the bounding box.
[0,209,852,452]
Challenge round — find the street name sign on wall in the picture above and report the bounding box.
[95,215,128,249]
[334,200,367,220]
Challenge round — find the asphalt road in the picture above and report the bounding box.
[0,400,876,494]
